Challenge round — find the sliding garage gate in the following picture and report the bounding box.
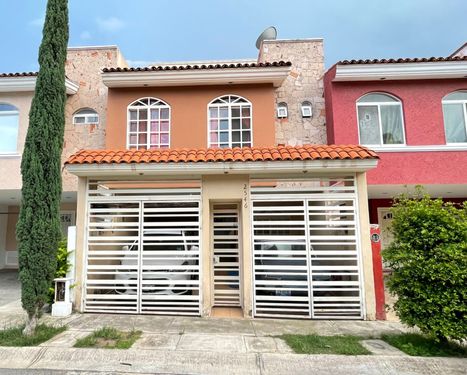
[84,180,201,315]
[251,176,364,319]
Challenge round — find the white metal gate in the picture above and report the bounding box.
[212,204,241,306]
[251,177,363,319]
[84,180,201,315]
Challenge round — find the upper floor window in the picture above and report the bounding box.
[73,108,99,125]
[208,95,252,148]
[442,91,467,144]
[127,97,170,149]
[0,103,19,153]
[357,93,405,146]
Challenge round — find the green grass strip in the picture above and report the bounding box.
[381,333,467,357]
[0,324,66,347]
[280,334,371,355]
[74,326,142,349]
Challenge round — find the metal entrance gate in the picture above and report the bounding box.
[212,204,241,306]
[84,180,201,315]
[251,177,363,319]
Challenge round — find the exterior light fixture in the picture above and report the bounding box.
[277,102,288,118]
[301,101,312,118]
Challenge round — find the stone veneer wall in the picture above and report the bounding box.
[62,46,127,192]
[258,39,326,146]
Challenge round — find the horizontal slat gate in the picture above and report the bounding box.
[212,205,241,306]
[85,202,141,313]
[251,177,363,319]
[84,180,201,315]
[140,201,200,315]
[307,199,362,318]
[252,200,310,318]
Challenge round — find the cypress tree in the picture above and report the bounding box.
[16,0,69,335]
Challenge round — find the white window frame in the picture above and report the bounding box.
[207,94,253,148]
[127,97,171,150]
[356,93,406,147]
[0,104,19,154]
[72,109,99,125]
[442,92,467,146]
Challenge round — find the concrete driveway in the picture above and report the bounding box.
[0,269,20,307]
[0,269,24,324]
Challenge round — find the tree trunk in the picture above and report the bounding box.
[22,311,38,336]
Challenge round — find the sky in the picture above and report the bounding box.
[0,0,466,72]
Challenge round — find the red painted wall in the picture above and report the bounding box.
[366,151,467,185]
[324,65,337,144]
[368,198,466,224]
[324,68,467,185]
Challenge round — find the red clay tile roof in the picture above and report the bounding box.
[102,61,292,73]
[338,56,467,65]
[65,145,378,165]
[0,72,38,77]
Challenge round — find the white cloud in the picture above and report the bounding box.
[80,31,92,40]
[29,16,44,27]
[96,17,125,33]
[126,59,154,67]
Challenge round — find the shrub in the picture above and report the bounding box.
[48,238,72,303]
[382,188,467,341]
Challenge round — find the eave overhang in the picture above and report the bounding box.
[101,67,292,88]
[0,76,79,94]
[66,159,379,178]
[334,61,467,81]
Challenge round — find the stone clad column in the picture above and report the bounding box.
[258,39,327,146]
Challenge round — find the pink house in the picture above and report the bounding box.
[324,44,467,250]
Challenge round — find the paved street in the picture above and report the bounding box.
[0,346,465,375]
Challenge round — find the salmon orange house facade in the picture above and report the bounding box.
[1,39,381,320]
[63,38,381,320]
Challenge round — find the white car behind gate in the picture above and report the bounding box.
[115,229,198,295]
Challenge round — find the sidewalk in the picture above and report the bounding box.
[0,313,465,374]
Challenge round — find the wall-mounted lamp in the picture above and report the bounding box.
[277,102,288,118]
[301,101,312,118]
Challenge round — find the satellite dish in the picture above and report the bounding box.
[255,26,277,49]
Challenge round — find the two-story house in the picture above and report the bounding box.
[0,46,126,270]
[324,43,467,251]
[63,38,380,320]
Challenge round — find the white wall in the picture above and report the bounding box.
[0,205,8,269]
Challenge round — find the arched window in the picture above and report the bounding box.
[0,103,19,153]
[357,93,405,146]
[442,91,467,143]
[208,95,252,148]
[127,97,170,149]
[73,108,99,125]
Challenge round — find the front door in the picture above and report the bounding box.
[211,203,241,307]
